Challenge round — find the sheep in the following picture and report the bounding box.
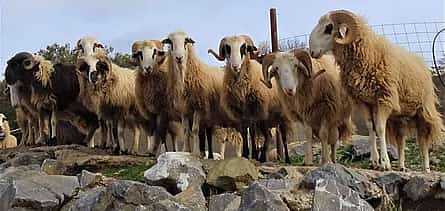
[261,49,354,164]
[309,9,444,172]
[76,53,151,155]
[208,35,291,163]
[0,113,17,149]
[4,52,99,146]
[163,31,241,159]
[7,83,39,145]
[131,39,183,154]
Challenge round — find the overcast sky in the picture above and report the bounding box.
[1,0,444,78]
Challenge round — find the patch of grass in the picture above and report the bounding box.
[337,144,370,169]
[100,160,156,182]
[289,154,305,166]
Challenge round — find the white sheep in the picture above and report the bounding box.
[261,49,354,164]
[0,113,17,149]
[309,9,444,172]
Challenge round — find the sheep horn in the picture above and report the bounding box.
[240,35,255,48]
[291,49,312,77]
[311,69,326,80]
[208,49,225,61]
[261,53,276,88]
[329,10,358,44]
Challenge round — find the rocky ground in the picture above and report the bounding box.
[1,143,445,211]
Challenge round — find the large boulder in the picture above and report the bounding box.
[0,151,51,169]
[351,135,398,160]
[0,164,45,180]
[175,185,206,211]
[60,187,112,211]
[107,180,175,205]
[302,164,381,200]
[207,157,258,191]
[209,193,241,211]
[79,170,104,189]
[239,182,289,211]
[144,152,205,194]
[12,175,79,210]
[313,179,374,211]
[375,172,408,199]
[0,178,15,211]
[403,175,439,201]
[40,159,67,175]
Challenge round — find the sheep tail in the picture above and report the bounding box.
[338,116,354,144]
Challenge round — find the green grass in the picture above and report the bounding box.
[288,137,445,172]
[100,160,156,182]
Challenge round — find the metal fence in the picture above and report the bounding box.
[263,22,445,69]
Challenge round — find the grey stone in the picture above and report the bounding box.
[0,151,51,169]
[403,175,439,201]
[151,199,191,211]
[41,159,66,175]
[0,165,45,180]
[239,182,289,211]
[375,172,408,199]
[207,157,258,191]
[302,163,380,199]
[60,187,112,211]
[108,180,175,205]
[175,185,206,211]
[351,135,399,160]
[79,170,103,189]
[12,175,79,210]
[258,179,296,193]
[0,178,15,211]
[144,152,205,194]
[209,193,241,211]
[313,179,374,211]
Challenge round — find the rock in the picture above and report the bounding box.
[108,180,175,205]
[239,182,289,211]
[258,178,310,211]
[151,199,191,211]
[41,159,66,175]
[209,193,241,211]
[175,185,206,211]
[79,170,103,189]
[351,135,399,160]
[207,157,258,191]
[0,151,51,169]
[60,187,112,211]
[313,179,374,211]
[258,178,297,193]
[434,176,445,199]
[0,164,44,180]
[144,152,205,194]
[12,175,79,210]
[403,175,439,201]
[375,172,408,199]
[0,178,15,211]
[302,163,380,199]
[284,189,313,211]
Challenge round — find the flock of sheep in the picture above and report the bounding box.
[2,9,444,173]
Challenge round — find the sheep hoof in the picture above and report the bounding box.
[399,167,407,172]
[424,168,431,173]
[48,137,57,146]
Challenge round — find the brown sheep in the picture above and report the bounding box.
[262,49,354,164]
[309,9,444,172]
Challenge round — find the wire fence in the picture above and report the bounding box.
[261,22,445,70]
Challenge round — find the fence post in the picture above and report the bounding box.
[270,8,278,52]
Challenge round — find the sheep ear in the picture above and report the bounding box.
[329,10,358,44]
[247,45,258,53]
[185,38,195,44]
[162,38,171,45]
[338,24,348,39]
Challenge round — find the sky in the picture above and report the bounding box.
[0,0,444,79]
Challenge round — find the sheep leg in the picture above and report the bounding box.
[181,115,191,152]
[111,120,120,154]
[250,126,258,160]
[131,125,141,155]
[361,105,379,169]
[98,120,107,149]
[329,127,339,163]
[220,136,226,159]
[279,124,291,164]
[191,112,201,156]
[275,127,284,161]
[319,122,331,164]
[49,111,57,145]
[106,121,115,149]
[374,106,392,171]
[36,111,50,146]
[417,125,431,173]
[206,127,214,159]
[199,129,206,158]
[303,124,314,166]
[118,121,127,154]
[397,135,406,172]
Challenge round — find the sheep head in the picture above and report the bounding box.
[77,54,112,85]
[5,52,41,86]
[0,113,8,136]
[162,31,195,66]
[74,36,106,58]
[131,40,166,75]
[208,35,258,74]
[309,9,359,58]
[261,49,314,96]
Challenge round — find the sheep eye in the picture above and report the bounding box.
[23,60,31,66]
[78,62,89,72]
[152,49,157,59]
[324,24,333,34]
[240,43,247,56]
[225,44,231,55]
[96,61,109,72]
